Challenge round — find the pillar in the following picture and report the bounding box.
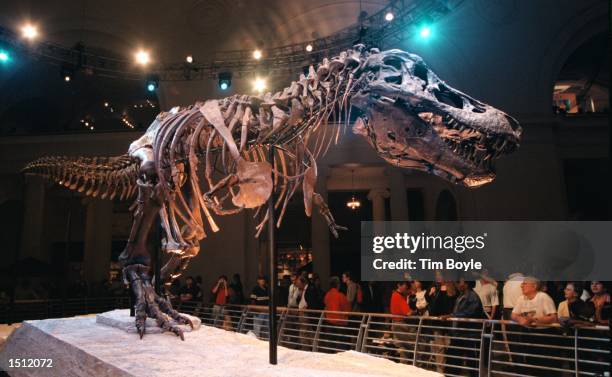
[311,166,331,289]
[387,168,409,221]
[20,175,47,262]
[367,188,390,221]
[82,198,113,284]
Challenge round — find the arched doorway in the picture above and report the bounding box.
[552,32,609,115]
[435,190,457,220]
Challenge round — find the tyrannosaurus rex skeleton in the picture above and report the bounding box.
[24,45,522,339]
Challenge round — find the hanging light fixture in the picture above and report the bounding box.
[346,169,361,210]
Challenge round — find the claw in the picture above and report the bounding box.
[178,315,194,329]
[166,324,185,340]
[138,326,145,339]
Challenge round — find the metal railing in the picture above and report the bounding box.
[3,298,609,377]
[174,302,609,377]
[0,297,130,324]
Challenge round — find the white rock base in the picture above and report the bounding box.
[0,314,441,377]
[96,309,201,334]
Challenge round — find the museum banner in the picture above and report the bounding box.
[361,221,612,281]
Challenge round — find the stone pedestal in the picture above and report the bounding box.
[0,312,440,377]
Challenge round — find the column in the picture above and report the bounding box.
[20,175,47,262]
[311,166,330,289]
[367,188,390,221]
[82,198,113,284]
[387,168,409,221]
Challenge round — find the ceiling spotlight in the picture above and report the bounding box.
[64,75,71,82]
[0,49,9,63]
[218,72,232,91]
[186,55,193,63]
[145,74,159,93]
[103,102,109,107]
[21,24,38,40]
[253,49,262,60]
[253,77,266,93]
[135,49,151,66]
[385,12,394,21]
[305,44,313,52]
[419,26,431,39]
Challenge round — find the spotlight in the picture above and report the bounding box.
[21,24,38,40]
[218,72,232,91]
[135,49,151,66]
[103,102,109,107]
[186,55,193,63]
[253,77,266,93]
[145,74,159,92]
[305,44,313,52]
[385,12,394,21]
[419,25,431,39]
[60,65,74,83]
[0,49,9,63]
[253,49,262,60]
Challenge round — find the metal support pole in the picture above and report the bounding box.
[154,223,162,295]
[61,195,73,318]
[268,144,278,365]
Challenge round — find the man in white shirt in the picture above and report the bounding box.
[511,276,557,326]
[475,277,499,319]
[287,273,300,308]
[503,272,524,320]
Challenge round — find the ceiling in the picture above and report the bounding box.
[0,0,389,64]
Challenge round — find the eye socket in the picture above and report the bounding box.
[383,57,403,70]
[433,85,464,109]
[384,75,402,85]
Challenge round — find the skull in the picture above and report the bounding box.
[350,49,522,187]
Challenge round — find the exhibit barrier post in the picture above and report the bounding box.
[267,144,278,365]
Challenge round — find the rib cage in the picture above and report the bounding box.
[22,154,139,200]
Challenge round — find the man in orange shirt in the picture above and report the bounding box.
[324,276,350,326]
[322,276,351,350]
[390,281,414,363]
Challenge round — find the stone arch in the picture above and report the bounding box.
[535,2,608,115]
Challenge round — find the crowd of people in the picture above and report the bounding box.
[165,271,609,375]
[167,272,611,328]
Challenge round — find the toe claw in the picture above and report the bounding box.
[179,315,194,329]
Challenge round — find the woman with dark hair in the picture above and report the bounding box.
[228,273,244,305]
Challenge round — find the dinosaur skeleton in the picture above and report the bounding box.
[23,45,521,339]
